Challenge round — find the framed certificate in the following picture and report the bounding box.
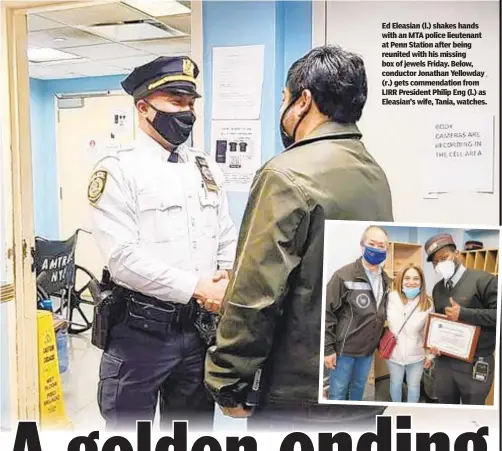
[424,313,481,363]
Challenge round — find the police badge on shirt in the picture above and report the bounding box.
[88,170,108,206]
[195,156,218,192]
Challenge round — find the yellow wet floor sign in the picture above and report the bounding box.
[37,310,71,429]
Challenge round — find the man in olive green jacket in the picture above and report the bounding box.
[205,45,394,431]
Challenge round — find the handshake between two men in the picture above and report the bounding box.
[192,269,231,313]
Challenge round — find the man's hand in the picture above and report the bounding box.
[424,358,433,370]
[428,346,441,357]
[324,353,337,369]
[197,298,221,313]
[220,405,252,418]
[445,297,461,321]
[194,277,229,313]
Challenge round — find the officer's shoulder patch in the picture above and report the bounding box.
[88,169,108,206]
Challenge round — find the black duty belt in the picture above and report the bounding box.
[121,286,197,331]
[109,281,218,345]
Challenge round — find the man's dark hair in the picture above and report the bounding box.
[286,45,367,124]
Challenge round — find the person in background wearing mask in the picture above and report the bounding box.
[324,226,391,401]
[425,233,498,405]
[385,265,434,403]
[88,56,238,430]
[205,45,393,432]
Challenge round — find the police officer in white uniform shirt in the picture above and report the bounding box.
[88,56,238,431]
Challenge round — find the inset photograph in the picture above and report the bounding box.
[319,221,500,409]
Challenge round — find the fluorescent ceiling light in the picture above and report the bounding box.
[124,0,191,17]
[28,48,83,63]
[87,22,178,41]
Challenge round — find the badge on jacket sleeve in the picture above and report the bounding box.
[195,156,218,192]
[88,170,108,206]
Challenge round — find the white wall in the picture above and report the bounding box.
[323,221,368,286]
[324,1,500,226]
[464,230,501,249]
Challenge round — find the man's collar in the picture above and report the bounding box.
[447,264,466,286]
[305,121,362,140]
[362,259,382,277]
[136,128,187,162]
[356,257,381,276]
[284,121,362,153]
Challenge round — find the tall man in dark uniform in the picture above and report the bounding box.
[425,233,498,405]
[205,45,394,431]
[88,56,238,431]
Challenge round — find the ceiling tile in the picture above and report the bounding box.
[27,14,66,32]
[105,54,160,71]
[54,60,129,77]
[26,2,192,79]
[29,64,85,80]
[156,14,191,35]
[123,0,191,18]
[126,37,190,56]
[37,3,150,27]
[66,43,146,60]
[84,21,180,42]
[28,27,111,50]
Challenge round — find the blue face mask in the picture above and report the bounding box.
[402,286,421,299]
[363,246,387,265]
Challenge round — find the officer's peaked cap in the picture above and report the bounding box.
[121,56,200,100]
[424,233,457,262]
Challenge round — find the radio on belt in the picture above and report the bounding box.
[472,357,489,382]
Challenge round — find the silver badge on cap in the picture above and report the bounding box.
[427,242,438,254]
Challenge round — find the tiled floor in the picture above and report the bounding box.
[60,330,104,430]
[61,331,499,442]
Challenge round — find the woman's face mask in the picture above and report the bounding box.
[402,269,421,299]
[402,286,421,300]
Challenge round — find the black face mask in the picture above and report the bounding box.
[146,102,195,147]
[279,96,307,149]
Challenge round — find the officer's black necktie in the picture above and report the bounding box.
[446,279,454,292]
[168,152,178,163]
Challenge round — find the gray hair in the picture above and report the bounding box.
[360,225,389,246]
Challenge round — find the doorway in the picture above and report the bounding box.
[2,0,201,429]
[56,92,137,280]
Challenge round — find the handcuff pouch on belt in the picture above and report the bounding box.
[124,292,179,339]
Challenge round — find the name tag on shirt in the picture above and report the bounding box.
[195,156,218,192]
